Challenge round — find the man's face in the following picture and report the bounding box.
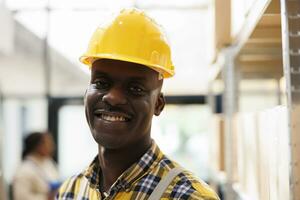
[85,59,165,149]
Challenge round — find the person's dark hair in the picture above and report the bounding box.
[22,132,44,160]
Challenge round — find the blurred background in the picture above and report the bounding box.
[0,0,299,199]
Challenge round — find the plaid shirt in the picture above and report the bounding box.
[56,141,219,200]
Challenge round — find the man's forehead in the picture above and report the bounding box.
[91,59,160,79]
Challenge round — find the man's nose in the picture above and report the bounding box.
[102,86,127,106]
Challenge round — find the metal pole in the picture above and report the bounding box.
[0,84,7,200]
[280,0,300,199]
[43,2,59,162]
[44,1,50,99]
[277,78,282,105]
[222,47,239,200]
[44,0,59,161]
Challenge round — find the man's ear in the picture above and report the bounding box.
[84,89,88,105]
[154,93,165,116]
[84,89,90,126]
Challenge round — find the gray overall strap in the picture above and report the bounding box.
[148,168,184,200]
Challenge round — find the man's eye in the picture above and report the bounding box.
[95,80,109,89]
[129,86,144,94]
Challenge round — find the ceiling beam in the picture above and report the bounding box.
[265,0,281,14]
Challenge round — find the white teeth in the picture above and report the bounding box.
[101,114,126,122]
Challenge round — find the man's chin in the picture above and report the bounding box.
[92,134,126,149]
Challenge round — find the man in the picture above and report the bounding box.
[56,8,219,200]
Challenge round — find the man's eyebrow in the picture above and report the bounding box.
[92,71,109,77]
[129,77,147,81]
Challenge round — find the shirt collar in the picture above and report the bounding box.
[83,141,164,192]
[120,141,164,185]
[83,156,100,189]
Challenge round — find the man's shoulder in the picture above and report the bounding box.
[155,157,219,200]
[60,173,84,188]
[56,173,86,199]
[162,170,219,200]
[177,171,219,200]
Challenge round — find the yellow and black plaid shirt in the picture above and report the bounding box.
[56,141,219,200]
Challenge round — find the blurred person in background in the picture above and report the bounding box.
[13,131,60,200]
[56,8,219,200]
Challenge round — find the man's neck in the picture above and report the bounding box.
[98,137,152,192]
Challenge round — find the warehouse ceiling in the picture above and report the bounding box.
[2,0,214,95]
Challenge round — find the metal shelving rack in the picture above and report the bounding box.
[281,0,300,198]
[211,0,300,199]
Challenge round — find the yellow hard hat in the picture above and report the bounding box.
[79,8,175,78]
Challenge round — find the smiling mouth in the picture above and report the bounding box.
[94,110,131,122]
[101,114,128,122]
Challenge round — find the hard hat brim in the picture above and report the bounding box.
[79,54,175,78]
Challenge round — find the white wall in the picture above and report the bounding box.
[2,98,47,184]
[0,3,14,55]
[3,100,23,184]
